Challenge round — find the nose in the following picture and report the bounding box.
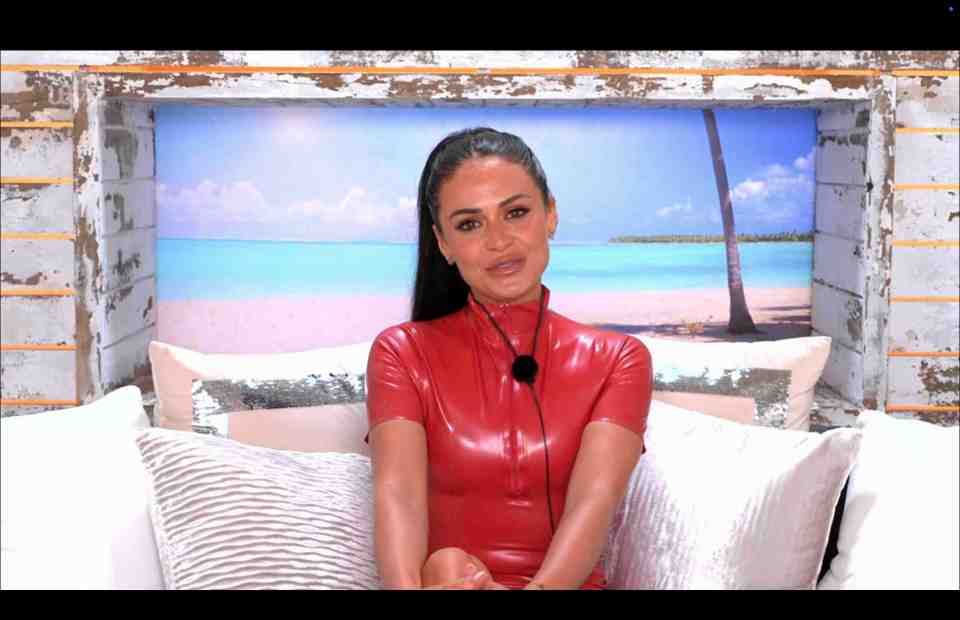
[484,218,512,252]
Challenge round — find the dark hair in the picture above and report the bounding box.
[411,127,554,322]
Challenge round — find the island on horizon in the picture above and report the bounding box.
[609,231,813,244]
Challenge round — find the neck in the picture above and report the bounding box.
[465,284,551,340]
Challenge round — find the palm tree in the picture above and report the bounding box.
[702,109,758,334]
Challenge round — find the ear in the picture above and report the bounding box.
[546,197,558,238]
[432,224,453,265]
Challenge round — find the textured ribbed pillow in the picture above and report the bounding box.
[604,400,861,589]
[135,428,380,590]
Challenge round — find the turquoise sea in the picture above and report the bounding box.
[157,239,813,301]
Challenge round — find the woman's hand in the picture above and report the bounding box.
[423,570,510,590]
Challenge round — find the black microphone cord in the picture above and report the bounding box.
[473,286,557,536]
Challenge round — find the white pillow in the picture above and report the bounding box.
[818,411,960,590]
[632,335,831,431]
[604,400,861,589]
[135,428,380,590]
[0,387,165,590]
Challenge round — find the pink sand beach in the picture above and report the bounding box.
[157,288,811,354]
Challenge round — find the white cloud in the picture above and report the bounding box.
[794,147,815,172]
[762,163,791,177]
[728,152,815,224]
[656,198,695,218]
[157,179,274,224]
[731,179,769,202]
[158,180,419,242]
[287,188,418,242]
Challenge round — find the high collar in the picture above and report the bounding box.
[465,284,551,341]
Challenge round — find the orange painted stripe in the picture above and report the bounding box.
[2,63,952,78]
[1,233,75,241]
[80,64,481,75]
[896,127,960,134]
[892,240,960,248]
[0,121,74,129]
[0,344,76,351]
[892,70,960,77]
[0,65,79,72]
[886,405,960,413]
[890,296,960,303]
[485,67,879,77]
[0,399,79,407]
[76,65,882,78]
[0,289,74,297]
[888,351,960,358]
[0,177,72,186]
[895,183,960,190]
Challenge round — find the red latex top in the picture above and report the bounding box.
[366,285,652,589]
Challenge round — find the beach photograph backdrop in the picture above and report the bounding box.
[155,105,816,354]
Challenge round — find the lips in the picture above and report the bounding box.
[487,257,525,275]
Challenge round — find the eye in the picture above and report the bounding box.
[455,219,480,232]
[507,207,530,219]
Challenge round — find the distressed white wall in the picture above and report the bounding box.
[1,51,957,424]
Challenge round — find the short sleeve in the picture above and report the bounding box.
[365,326,426,443]
[589,336,653,449]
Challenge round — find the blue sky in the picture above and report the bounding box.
[155,105,816,243]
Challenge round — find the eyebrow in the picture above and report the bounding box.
[447,194,532,221]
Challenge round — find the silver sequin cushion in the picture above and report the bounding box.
[134,428,380,590]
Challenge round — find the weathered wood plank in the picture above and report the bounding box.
[893,189,960,240]
[0,238,73,291]
[887,356,959,407]
[817,131,868,185]
[0,296,75,344]
[0,350,75,401]
[101,100,155,129]
[896,76,960,128]
[101,181,156,236]
[814,328,865,405]
[100,228,156,293]
[888,300,960,353]
[100,126,154,181]
[0,128,73,178]
[817,102,871,133]
[813,233,867,298]
[100,324,155,393]
[815,183,866,242]
[812,280,864,352]
[895,133,960,185]
[0,184,74,233]
[890,247,960,297]
[102,277,156,348]
[2,50,958,71]
[0,72,73,122]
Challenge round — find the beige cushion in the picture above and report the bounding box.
[203,404,370,456]
[632,335,832,430]
[135,428,380,590]
[149,340,372,431]
[604,400,861,589]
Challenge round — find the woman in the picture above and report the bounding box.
[366,127,652,590]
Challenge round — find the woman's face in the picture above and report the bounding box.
[432,156,557,305]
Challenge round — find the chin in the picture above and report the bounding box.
[478,277,540,304]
